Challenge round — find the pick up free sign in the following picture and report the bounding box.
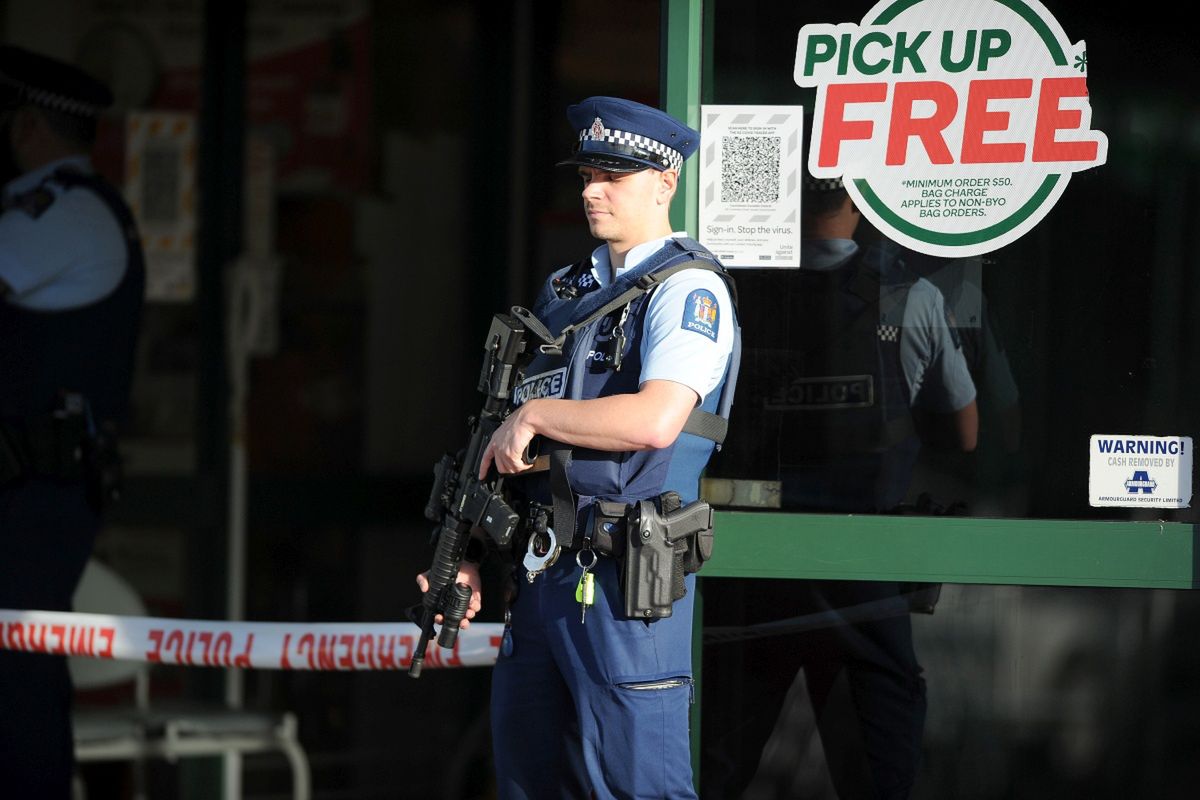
[795,0,1107,257]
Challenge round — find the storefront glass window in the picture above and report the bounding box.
[701,0,1200,525]
[696,3,1200,797]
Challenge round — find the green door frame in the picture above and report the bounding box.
[659,0,1199,778]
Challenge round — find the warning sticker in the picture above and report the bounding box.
[1089,434,1192,508]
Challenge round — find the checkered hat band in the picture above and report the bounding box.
[25,86,101,116]
[0,75,101,116]
[804,176,844,193]
[577,127,683,170]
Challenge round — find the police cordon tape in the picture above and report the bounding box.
[0,609,502,671]
[3,589,931,669]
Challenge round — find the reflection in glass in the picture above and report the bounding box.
[702,168,977,799]
[698,1,1200,797]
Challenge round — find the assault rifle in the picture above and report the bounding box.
[408,312,534,677]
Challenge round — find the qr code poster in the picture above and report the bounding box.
[125,112,197,302]
[699,105,804,269]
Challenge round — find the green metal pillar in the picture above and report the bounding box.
[660,0,707,778]
[661,0,704,236]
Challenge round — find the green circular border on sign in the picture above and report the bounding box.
[853,174,1061,246]
[857,0,1070,246]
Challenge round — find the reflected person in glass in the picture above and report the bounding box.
[701,173,978,800]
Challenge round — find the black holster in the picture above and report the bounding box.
[0,394,123,512]
[618,492,714,620]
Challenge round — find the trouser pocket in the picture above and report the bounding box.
[617,676,695,704]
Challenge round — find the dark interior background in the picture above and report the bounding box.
[3,1,1199,798]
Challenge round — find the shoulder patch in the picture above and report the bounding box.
[6,187,56,219]
[682,288,720,342]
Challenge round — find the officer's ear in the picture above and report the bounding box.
[657,168,678,205]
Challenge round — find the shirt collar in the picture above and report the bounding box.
[590,232,687,286]
[3,155,94,200]
[800,238,858,271]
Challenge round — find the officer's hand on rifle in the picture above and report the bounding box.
[479,404,539,478]
[415,562,483,629]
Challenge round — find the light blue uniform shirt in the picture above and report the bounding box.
[588,232,735,404]
[0,155,128,311]
[802,237,975,413]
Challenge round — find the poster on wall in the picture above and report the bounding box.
[125,112,196,302]
[698,105,804,269]
[794,0,1108,257]
[62,0,373,194]
[1089,435,1192,509]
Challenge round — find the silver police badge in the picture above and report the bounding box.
[590,116,605,140]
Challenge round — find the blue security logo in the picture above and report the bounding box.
[1124,470,1157,494]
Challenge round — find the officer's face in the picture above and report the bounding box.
[578,166,676,247]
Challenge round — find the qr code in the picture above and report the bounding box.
[140,143,182,225]
[721,136,780,203]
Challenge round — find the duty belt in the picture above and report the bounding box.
[519,493,717,620]
[518,500,628,583]
[0,409,89,485]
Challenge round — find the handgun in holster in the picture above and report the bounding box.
[621,492,714,620]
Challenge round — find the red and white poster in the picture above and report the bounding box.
[795,0,1107,257]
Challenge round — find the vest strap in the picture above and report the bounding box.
[545,240,732,354]
[548,447,578,550]
[682,409,729,445]
[510,305,560,352]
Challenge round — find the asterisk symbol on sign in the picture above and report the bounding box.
[1074,52,1088,72]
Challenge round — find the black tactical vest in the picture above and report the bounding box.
[0,168,145,425]
[709,245,919,512]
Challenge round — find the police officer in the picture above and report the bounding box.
[901,248,1025,513]
[418,96,739,798]
[0,45,145,796]
[700,177,976,799]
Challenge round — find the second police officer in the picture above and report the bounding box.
[700,171,978,799]
[0,46,145,798]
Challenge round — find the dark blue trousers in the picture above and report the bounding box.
[492,554,698,799]
[0,479,98,799]
[700,578,927,800]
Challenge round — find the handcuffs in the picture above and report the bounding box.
[522,526,560,582]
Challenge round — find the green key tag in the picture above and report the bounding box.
[574,549,598,624]
[575,571,595,605]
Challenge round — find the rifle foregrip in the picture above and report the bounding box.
[437,582,473,648]
[423,520,466,613]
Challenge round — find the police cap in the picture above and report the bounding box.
[558,96,699,174]
[0,45,113,117]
